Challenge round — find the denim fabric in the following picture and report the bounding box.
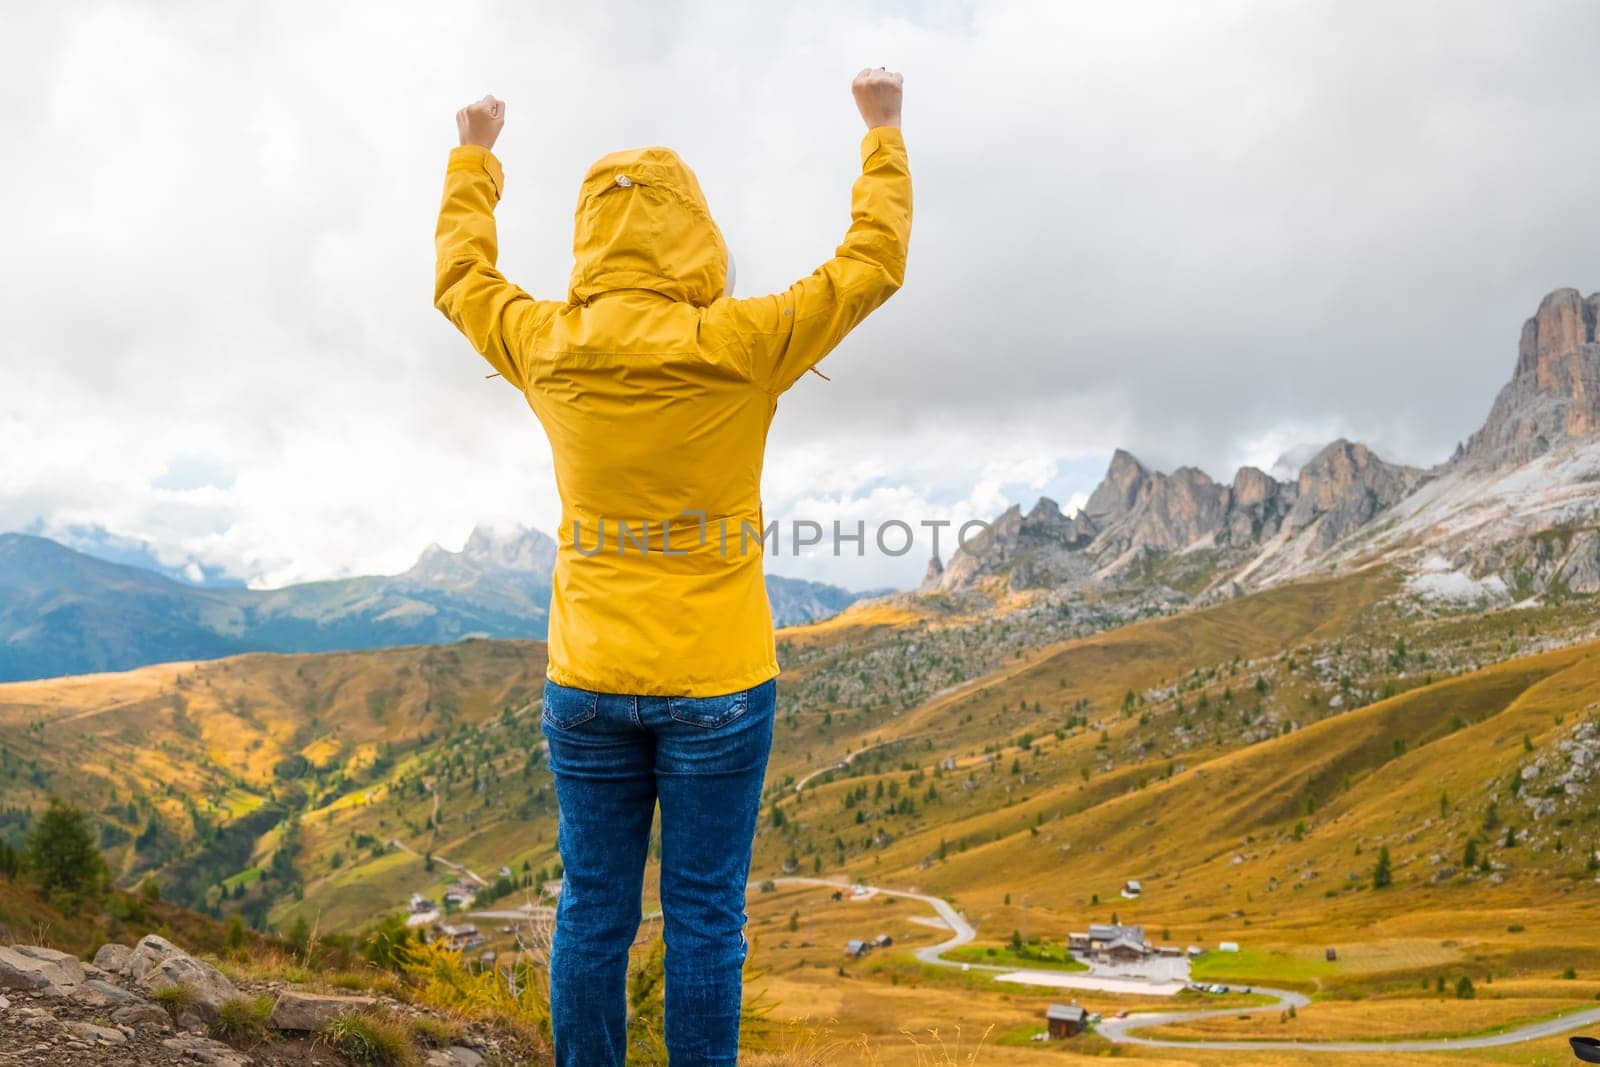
[541,676,777,1066]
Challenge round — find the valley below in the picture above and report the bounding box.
[3,561,1600,1064]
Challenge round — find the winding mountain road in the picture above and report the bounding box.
[1095,998,1600,1053]
[763,877,1600,1054]
[765,876,976,961]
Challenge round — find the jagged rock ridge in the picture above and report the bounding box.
[926,287,1600,601]
[926,439,1422,595]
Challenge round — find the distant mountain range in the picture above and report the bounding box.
[922,287,1600,607]
[14,286,1596,682]
[0,525,875,682]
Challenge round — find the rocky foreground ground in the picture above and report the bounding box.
[0,935,517,1066]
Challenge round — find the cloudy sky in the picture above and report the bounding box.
[4,0,1599,592]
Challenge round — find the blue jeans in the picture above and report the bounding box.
[541,676,777,1066]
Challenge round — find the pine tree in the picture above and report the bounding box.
[23,797,107,904]
[1372,845,1393,889]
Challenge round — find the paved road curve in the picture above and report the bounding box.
[763,876,975,963]
[1095,1000,1600,1053]
[760,877,1600,1053]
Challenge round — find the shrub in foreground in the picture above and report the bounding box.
[318,1011,419,1067]
[410,1014,464,1048]
[212,993,275,1044]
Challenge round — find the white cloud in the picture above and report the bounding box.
[4,0,1599,591]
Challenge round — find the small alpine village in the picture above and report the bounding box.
[398,860,1257,1048]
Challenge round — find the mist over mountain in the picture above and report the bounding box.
[921,288,1600,606]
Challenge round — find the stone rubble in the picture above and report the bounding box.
[0,933,512,1066]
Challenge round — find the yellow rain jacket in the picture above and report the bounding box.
[434,127,911,696]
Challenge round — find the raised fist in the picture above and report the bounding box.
[852,68,903,130]
[456,95,505,150]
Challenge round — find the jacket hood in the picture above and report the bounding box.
[568,146,728,307]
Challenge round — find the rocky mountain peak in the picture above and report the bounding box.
[1285,439,1422,547]
[924,495,1099,593]
[461,523,558,572]
[1087,458,1233,560]
[1025,495,1064,522]
[406,524,557,584]
[1223,465,1297,547]
[1085,449,1149,526]
[1517,287,1599,374]
[1021,496,1068,537]
[931,437,1424,594]
[1462,287,1600,466]
[1230,466,1279,507]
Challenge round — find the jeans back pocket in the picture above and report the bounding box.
[542,681,599,730]
[668,688,750,729]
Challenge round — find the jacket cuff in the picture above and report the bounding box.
[447,144,504,199]
[860,125,905,163]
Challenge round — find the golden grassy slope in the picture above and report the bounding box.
[739,613,1600,1062]
[0,640,549,923]
[5,568,1600,1064]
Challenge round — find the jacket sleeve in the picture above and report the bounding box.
[433,144,560,391]
[713,126,912,395]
